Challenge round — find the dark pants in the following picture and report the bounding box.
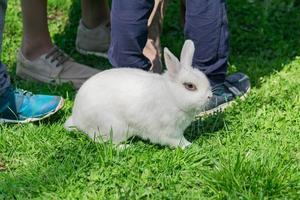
[108,0,229,85]
[0,0,11,96]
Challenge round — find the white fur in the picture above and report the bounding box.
[65,40,212,148]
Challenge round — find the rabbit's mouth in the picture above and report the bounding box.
[178,105,202,117]
[194,105,207,114]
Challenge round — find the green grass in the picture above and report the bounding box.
[1,0,300,199]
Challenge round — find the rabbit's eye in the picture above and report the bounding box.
[183,82,197,91]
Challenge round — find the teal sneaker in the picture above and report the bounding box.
[198,72,251,116]
[0,87,64,123]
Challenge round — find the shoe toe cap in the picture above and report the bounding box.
[21,95,63,119]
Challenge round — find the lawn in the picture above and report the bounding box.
[1,0,300,199]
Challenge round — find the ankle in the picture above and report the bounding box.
[81,20,100,30]
[208,75,226,87]
[21,41,53,61]
[82,17,109,29]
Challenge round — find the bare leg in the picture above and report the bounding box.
[81,0,110,29]
[21,0,53,61]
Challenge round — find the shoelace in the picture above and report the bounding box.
[45,46,69,67]
[212,84,227,96]
[211,83,233,102]
[14,88,33,97]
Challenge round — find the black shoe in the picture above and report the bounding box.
[198,72,251,116]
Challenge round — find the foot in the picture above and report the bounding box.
[198,72,251,116]
[0,87,64,123]
[16,46,100,89]
[76,19,110,59]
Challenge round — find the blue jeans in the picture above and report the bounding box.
[108,0,229,85]
[0,0,10,96]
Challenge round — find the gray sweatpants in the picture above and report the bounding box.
[0,0,11,96]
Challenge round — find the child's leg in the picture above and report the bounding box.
[184,0,229,86]
[81,0,110,29]
[75,0,111,58]
[0,0,6,55]
[0,0,64,123]
[20,0,53,61]
[108,0,154,70]
[0,0,11,97]
[184,0,251,116]
[18,0,100,90]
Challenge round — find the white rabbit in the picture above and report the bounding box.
[65,40,212,148]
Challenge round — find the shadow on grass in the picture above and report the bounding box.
[184,113,225,142]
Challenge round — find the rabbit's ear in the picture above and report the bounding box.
[164,47,181,77]
[180,40,195,67]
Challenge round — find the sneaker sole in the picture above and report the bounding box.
[0,98,64,124]
[16,65,75,86]
[76,47,108,59]
[16,65,59,84]
[196,87,251,118]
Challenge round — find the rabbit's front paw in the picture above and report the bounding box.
[159,136,191,149]
[117,144,131,151]
[179,137,192,149]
